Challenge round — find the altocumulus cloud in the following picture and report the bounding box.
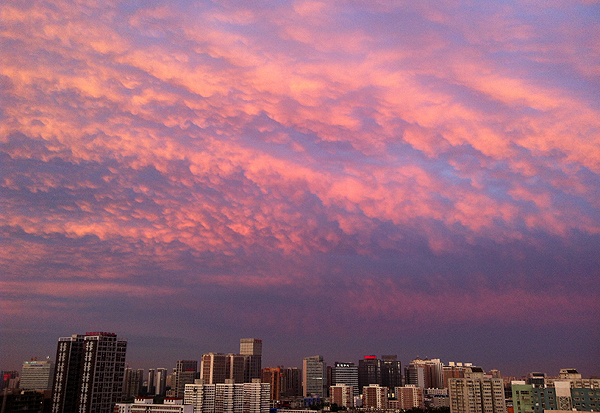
[1,0,599,374]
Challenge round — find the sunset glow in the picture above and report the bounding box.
[1,0,599,374]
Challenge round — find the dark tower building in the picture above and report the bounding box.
[358,356,381,393]
[51,332,127,413]
[381,355,402,395]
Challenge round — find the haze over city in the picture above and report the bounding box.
[1,0,599,377]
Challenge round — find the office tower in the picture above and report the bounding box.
[330,384,354,408]
[20,358,54,390]
[261,367,281,401]
[280,367,301,398]
[155,369,167,396]
[448,367,506,413]
[240,339,262,383]
[302,356,326,397]
[381,355,402,393]
[331,363,358,397]
[363,384,388,409]
[147,369,156,395]
[406,358,444,389]
[358,356,381,393]
[123,369,143,399]
[51,332,127,413]
[201,354,228,384]
[175,360,198,398]
[396,385,425,409]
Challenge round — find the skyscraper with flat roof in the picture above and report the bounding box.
[303,356,326,398]
[51,332,127,413]
[331,363,358,397]
[240,339,262,382]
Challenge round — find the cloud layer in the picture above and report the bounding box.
[1,0,599,374]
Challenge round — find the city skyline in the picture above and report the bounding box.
[1,0,599,379]
[2,334,598,379]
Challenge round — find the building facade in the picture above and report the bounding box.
[448,368,506,413]
[302,356,326,398]
[331,363,358,397]
[330,384,354,408]
[51,332,127,413]
[362,384,388,409]
[21,358,54,391]
[240,339,262,383]
[396,385,425,409]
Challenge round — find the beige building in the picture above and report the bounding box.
[448,367,506,413]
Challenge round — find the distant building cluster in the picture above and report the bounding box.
[1,333,599,413]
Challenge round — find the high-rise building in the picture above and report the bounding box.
[51,332,127,413]
[443,363,473,388]
[330,384,354,408]
[302,356,326,398]
[20,358,54,391]
[261,367,281,401]
[279,367,301,398]
[240,339,262,383]
[175,360,198,398]
[147,369,156,395]
[155,368,167,396]
[448,367,506,413]
[363,384,388,409]
[381,356,402,394]
[243,379,270,413]
[358,356,381,393]
[123,369,143,399]
[201,354,229,385]
[396,385,425,409]
[331,363,358,397]
[406,358,444,389]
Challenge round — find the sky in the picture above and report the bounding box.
[1,0,599,378]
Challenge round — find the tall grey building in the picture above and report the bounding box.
[358,356,381,393]
[21,358,54,391]
[302,356,326,397]
[155,368,167,396]
[123,368,143,399]
[51,332,127,413]
[240,339,262,383]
